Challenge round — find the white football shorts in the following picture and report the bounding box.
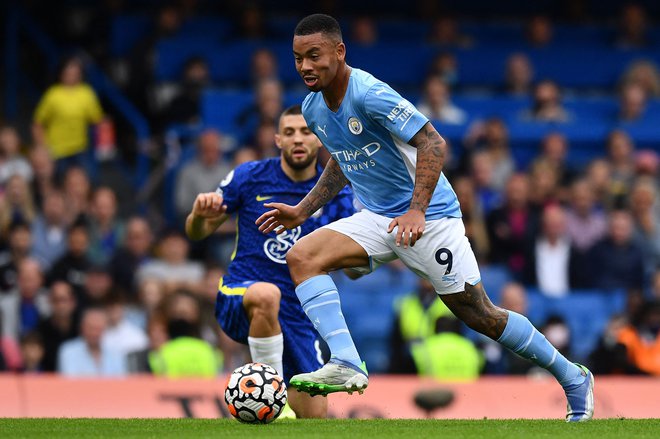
[323,209,481,295]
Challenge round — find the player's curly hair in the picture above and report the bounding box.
[294,14,342,42]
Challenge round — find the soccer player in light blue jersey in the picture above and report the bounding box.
[186,105,354,418]
[256,14,594,422]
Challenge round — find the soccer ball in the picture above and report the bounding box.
[224,362,287,423]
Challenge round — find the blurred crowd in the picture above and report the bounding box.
[1,1,660,377]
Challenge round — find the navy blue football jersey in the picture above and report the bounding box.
[216,157,355,293]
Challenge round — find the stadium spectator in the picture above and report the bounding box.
[525,15,554,47]
[237,78,284,140]
[19,331,44,373]
[615,3,650,49]
[533,132,576,189]
[635,149,660,177]
[126,314,168,373]
[452,176,490,262]
[81,264,114,309]
[128,279,163,328]
[88,187,125,265]
[103,295,148,356]
[0,175,37,236]
[411,314,483,380]
[417,76,467,125]
[522,80,570,123]
[528,160,561,209]
[175,129,231,223]
[48,222,92,300]
[0,125,32,186]
[36,281,79,372]
[618,82,648,122]
[588,314,630,375]
[0,222,34,295]
[606,130,636,205]
[109,217,153,298]
[31,191,69,271]
[160,56,211,129]
[427,52,459,88]
[525,204,575,297]
[427,16,473,47]
[0,258,50,341]
[616,300,660,375]
[32,56,103,174]
[388,278,454,374]
[28,147,56,208]
[234,2,267,40]
[61,166,92,225]
[462,118,514,191]
[251,48,279,84]
[564,180,608,287]
[482,283,534,375]
[163,290,219,344]
[628,178,660,278]
[0,314,22,371]
[127,5,182,116]
[148,316,221,378]
[249,121,279,159]
[503,53,534,96]
[589,210,645,292]
[135,230,204,294]
[585,159,616,209]
[350,16,378,46]
[620,60,660,98]
[540,315,572,359]
[470,151,502,214]
[57,307,126,376]
[487,173,539,278]
[233,146,259,166]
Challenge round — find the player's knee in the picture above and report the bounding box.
[286,244,318,277]
[243,283,281,315]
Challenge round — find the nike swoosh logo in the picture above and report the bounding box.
[256,195,273,202]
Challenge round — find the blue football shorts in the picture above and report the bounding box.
[215,278,324,383]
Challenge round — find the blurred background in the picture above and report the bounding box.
[1,0,660,390]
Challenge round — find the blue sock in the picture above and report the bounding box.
[295,274,362,368]
[498,311,584,388]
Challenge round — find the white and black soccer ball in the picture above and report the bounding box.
[224,362,287,424]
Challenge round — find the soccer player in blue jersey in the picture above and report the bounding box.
[185,105,354,418]
[256,14,594,422]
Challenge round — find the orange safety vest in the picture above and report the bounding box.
[617,326,660,375]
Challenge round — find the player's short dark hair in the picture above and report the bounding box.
[281,104,302,117]
[278,104,303,127]
[294,14,342,42]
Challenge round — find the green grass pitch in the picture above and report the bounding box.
[1,419,659,438]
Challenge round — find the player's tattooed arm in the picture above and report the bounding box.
[299,157,349,217]
[407,122,446,213]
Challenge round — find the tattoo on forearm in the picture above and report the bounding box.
[409,123,445,213]
[299,158,348,217]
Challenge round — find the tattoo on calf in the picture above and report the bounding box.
[442,283,509,340]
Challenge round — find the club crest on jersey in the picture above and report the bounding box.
[263,226,302,264]
[348,117,363,135]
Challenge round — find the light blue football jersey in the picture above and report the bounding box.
[302,68,461,220]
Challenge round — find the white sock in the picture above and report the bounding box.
[248,333,284,378]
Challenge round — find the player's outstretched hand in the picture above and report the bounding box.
[255,202,307,235]
[387,209,425,249]
[191,192,227,219]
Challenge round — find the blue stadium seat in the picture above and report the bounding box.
[525,289,627,362]
[480,264,513,305]
[110,15,152,57]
